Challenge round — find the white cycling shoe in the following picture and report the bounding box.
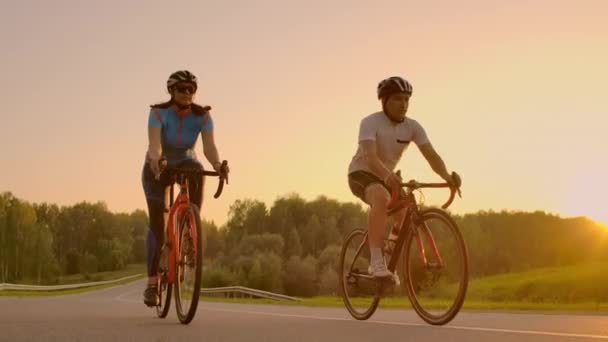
[368,260,400,285]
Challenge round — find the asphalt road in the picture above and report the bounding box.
[2,279,608,342]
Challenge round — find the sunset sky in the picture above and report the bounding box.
[1,0,606,225]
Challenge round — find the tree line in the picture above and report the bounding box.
[1,191,607,297]
[0,192,147,284]
[201,195,608,296]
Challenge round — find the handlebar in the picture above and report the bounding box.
[162,160,229,199]
[389,171,462,210]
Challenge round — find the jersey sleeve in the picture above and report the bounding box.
[358,116,376,142]
[148,108,163,128]
[411,119,430,146]
[200,112,214,133]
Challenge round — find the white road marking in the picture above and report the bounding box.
[201,307,608,340]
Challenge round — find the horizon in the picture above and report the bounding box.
[2,189,606,229]
[1,1,606,226]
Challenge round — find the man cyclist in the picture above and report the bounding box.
[347,76,457,278]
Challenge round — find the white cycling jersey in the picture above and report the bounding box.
[348,112,430,176]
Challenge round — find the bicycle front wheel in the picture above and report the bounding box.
[339,228,381,320]
[403,208,468,325]
[155,251,172,318]
[174,204,203,324]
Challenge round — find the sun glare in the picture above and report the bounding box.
[581,210,608,229]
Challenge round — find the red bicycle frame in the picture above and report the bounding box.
[386,175,461,271]
[161,162,227,285]
[163,179,195,285]
[411,219,445,268]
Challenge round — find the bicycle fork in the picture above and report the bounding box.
[413,221,444,269]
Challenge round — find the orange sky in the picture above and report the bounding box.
[1,0,606,225]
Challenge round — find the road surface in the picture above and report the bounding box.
[1,279,608,341]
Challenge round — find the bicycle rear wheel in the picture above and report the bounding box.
[403,208,468,325]
[339,228,381,320]
[174,204,203,324]
[155,248,172,318]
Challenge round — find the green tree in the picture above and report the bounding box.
[0,192,12,282]
[282,255,317,296]
[268,194,309,236]
[237,233,284,257]
[129,209,149,263]
[284,227,303,257]
[202,219,225,260]
[318,266,338,295]
[5,197,37,281]
[300,215,321,257]
[317,244,341,274]
[224,199,269,248]
[202,261,236,288]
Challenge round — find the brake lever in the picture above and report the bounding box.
[220,160,229,185]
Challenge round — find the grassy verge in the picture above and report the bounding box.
[464,262,608,303]
[52,263,146,285]
[200,295,608,312]
[200,262,608,312]
[1,264,146,297]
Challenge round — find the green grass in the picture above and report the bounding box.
[52,264,146,285]
[464,262,608,304]
[201,262,608,312]
[0,264,146,297]
[6,262,608,311]
[200,296,608,312]
[10,263,146,286]
[0,276,144,297]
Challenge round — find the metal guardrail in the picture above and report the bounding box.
[1,275,300,302]
[0,274,144,291]
[200,286,301,301]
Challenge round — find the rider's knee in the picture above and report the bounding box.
[366,184,390,209]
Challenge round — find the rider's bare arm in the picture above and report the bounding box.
[147,127,162,158]
[147,126,162,175]
[201,130,221,169]
[360,140,393,181]
[418,143,450,180]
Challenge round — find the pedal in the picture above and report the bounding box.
[376,274,398,286]
[427,262,443,269]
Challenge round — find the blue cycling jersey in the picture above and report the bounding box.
[148,105,213,165]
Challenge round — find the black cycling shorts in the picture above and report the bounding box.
[348,170,390,203]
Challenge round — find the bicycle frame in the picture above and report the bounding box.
[346,191,448,282]
[158,162,227,286]
[341,171,465,325]
[348,181,459,279]
[386,191,445,273]
[163,176,196,285]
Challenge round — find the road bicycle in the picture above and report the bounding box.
[155,160,228,324]
[340,172,467,325]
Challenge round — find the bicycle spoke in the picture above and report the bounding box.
[174,205,203,324]
[340,229,381,320]
[155,249,172,318]
[404,209,468,325]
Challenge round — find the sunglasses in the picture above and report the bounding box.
[175,84,196,94]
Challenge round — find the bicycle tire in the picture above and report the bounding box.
[156,252,173,318]
[339,228,381,320]
[174,204,203,324]
[403,208,468,325]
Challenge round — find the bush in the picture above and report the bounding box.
[202,264,237,288]
[318,266,338,295]
[282,255,317,297]
[79,252,99,274]
[65,249,80,275]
